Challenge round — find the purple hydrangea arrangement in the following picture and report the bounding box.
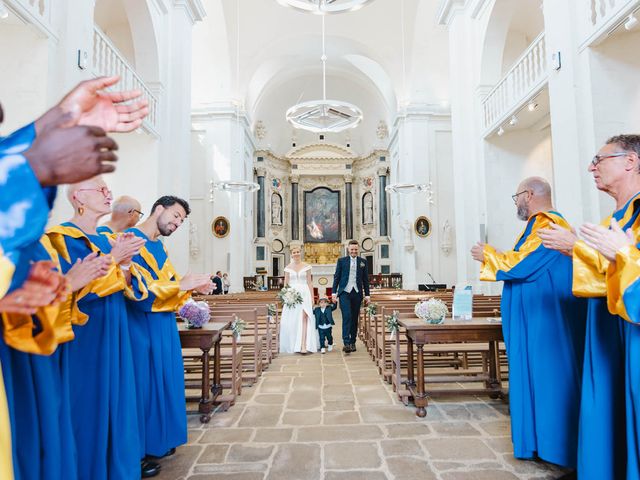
[179,299,211,328]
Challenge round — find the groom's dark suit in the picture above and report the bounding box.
[332,255,370,348]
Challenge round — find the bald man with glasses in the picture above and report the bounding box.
[99,195,144,234]
[471,176,586,475]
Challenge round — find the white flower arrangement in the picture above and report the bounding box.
[231,315,246,340]
[385,310,400,339]
[415,298,448,324]
[366,303,378,316]
[277,285,303,308]
[392,278,402,289]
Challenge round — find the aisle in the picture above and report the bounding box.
[159,311,566,480]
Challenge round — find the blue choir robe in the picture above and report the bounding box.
[480,211,587,468]
[125,227,189,457]
[607,244,640,478]
[0,123,58,480]
[0,236,77,480]
[46,223,148,480]
[572,191,640,480]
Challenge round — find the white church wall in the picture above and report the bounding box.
[587,30,640,219]
[0,23,49,133]
[484,128,554,253]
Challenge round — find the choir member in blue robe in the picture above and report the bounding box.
[47,176,149,480]
[540,135,640,479]
[98,195,143,235]
[125,196,212,459]
[472,177,586,470]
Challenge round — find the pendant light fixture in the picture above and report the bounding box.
[276,0,375,15]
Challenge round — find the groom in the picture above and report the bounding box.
[332,240,370,353]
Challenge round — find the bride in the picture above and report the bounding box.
[279,244,319,354]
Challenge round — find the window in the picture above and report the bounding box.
[380,244,389,259]
[381,265,390,274]
[256,246,265,261]
[379,156,386,162]
[257,156,264,162]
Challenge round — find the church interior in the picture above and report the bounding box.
[2,0,640,479]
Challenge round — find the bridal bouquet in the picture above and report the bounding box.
[179,299,211,328]
[277,285,303,308]
[415,298,448,324]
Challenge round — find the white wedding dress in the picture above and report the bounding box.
[279,265,319,354]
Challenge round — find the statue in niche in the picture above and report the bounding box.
[189,222,200,258]
[441,220,453,256]
[271,193,282,225]
[362,192,374,225]
[401,220,414,252]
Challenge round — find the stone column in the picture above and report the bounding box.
[378,167,389,237]
[291,175,300,241]
[256,167,266,238]
[344,174,354,239]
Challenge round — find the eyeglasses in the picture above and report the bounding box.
[591,152,628,167]
[511,190,529,204]
[77,186,111,197]
[129,209,144,218]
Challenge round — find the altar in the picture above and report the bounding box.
[310,264,336,297]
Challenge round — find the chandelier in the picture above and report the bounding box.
[386,183,435,204]
[275,0,375,15]
[285,15,363,133]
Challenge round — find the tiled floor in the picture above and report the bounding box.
[158,315,568,479]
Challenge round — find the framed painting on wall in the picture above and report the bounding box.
[303,187,341,243]
[415,216,432,238]
[212,216,230,238]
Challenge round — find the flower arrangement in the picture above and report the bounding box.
[267,303,277,324]
[415,298,448,324]
[277,285,303,308]
[392,278,402,289]
[385,310,400,339]
[179,299,211,328]
[366,303,378,316]
[231,315,246,340]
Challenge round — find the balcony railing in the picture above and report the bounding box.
[93,26,159,136]
[7,0,55,38]
[481,32,547,135]
[580,0,640,49]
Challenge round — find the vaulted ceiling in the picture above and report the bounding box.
[192,0,451,155]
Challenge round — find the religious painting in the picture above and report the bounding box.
[212,216,230,238]
[303,187,341,243]
[415,216,432,238]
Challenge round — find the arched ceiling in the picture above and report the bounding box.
[192,0,450,155]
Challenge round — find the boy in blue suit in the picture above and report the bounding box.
[314,297,337,353]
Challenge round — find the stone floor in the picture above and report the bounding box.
[158,315,568,480]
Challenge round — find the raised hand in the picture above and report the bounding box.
[0,260,68,314]
[580,219,636,262]
[470,242,486,262]
[24,116,119,186]
[66,252,112,291]
[108,233,146,266]
[538,224,577,256]
[36,76,149,134]
[180,273,214,292]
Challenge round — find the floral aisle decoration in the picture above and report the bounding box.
[366,303,377,316]
[179,299,211,329]
[277,285,303,308]
[385,310,400,340]
[392,278,402,290]
[231,315,246,340]
[414,298,448,324]
[267,303,277,324]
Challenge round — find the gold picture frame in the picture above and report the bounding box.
[212,216,230,238]
[414,216,432,238]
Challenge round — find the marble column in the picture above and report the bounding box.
[256,167,266,238]
[378,167,389,237]
[344,174,353,240]
[291,175,300,241]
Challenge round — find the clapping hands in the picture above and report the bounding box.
[66,252,112,291]
[108,232,146,266]
[0,260,68,315]
[580,218,636,262]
